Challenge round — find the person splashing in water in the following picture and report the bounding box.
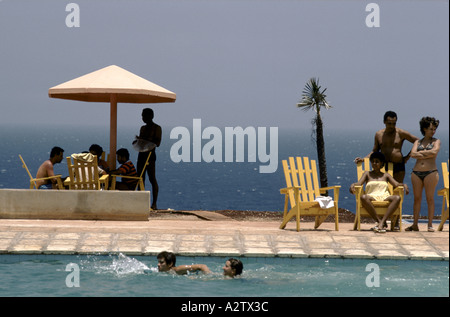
[157,251,211,275]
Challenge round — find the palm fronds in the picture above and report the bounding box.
[296,77,331,113]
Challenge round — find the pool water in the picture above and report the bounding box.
[0,254,448,297]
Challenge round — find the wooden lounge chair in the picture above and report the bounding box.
[19,154,64,189]
[110,151,152,191]
[64,153,109,190]
[438,161,449,231]
[353,158,404,231]
[279,157,340,231]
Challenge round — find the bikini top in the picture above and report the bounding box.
[417,139,434,151]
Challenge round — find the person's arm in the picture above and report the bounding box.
[350,171,369,194]
[154,125,162,147]
[354,133,380,164]
[410,139,440,159]
[400,129,419,162]
[386,173,409,195]
[45,162,59,184]
[173,264,211,275]
[109,165,125,176]
[401,129,419,144]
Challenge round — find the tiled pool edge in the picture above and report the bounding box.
[0,219,448,261]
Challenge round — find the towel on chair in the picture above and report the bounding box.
[315,196,334,209]
[71,153,95,162]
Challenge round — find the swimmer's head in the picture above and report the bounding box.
[223,258,243,278]
[157,251,176,272]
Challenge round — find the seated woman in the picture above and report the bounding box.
[350,152,409,233]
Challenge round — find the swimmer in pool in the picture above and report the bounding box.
[223,258,243,278]
[157,251,211,275]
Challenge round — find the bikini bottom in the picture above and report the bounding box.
[411,170,438,181]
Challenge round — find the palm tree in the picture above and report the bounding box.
[297,78,332,188]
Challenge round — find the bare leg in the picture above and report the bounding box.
[379,195,401,229]
[392,171,405,230]
[410,172,423,230]
[148,160,159,210]
[423,171,439,230]
[360,194,380,223]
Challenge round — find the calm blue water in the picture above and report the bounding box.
[0,254,448,297]
[0,124,448,216]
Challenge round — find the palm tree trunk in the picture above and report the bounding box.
[315,113,328,188]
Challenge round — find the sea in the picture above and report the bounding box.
[0,124,448,217]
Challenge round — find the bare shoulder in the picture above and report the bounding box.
[375,129,385,136]
[39,160,52,169]
[397,127,417,140]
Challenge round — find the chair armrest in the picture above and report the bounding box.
[320,186,341,201]
[33,175,62,182]
[32,175,64,189]
[393,185,404,198]
[320,186,341,192]
[352,185,363,199]
[280,186,300,194]
[110,174,140,180]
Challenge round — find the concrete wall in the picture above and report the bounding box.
[0,189,150,221]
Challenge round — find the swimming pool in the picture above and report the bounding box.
[0,254,447,297]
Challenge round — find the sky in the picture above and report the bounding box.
[0,0,448,135]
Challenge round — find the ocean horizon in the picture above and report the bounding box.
[1,123,448,217]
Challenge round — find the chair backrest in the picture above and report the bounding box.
[66,155,101,190]
[19,154,38,189]
[357,158,394,194]
[442,161,449,189]
[282,157,321,207]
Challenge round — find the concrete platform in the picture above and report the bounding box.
[0,214,448,261]
[0,189,151,221]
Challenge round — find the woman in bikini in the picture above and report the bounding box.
[407,117,441,232]
[350,152,408,233]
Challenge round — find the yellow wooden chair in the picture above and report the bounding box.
[437,160,449,231]
[110,151,152,191]
[64,154,109,190]
[19,154,64,189]
[353,158,404,231]
[279,157,340,231]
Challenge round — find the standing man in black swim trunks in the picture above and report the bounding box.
[354,111,419,183]
[136,108,162,210]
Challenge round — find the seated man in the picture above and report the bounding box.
[36,146,64,189]
[89,144,110,174]
[109,148,138,190]
[157,251,211,275]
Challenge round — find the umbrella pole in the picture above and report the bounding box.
[110,93,118,170]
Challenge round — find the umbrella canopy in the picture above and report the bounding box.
[48,65,176,168]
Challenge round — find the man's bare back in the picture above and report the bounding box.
[35,160,55,187]
[35,147,64,188]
